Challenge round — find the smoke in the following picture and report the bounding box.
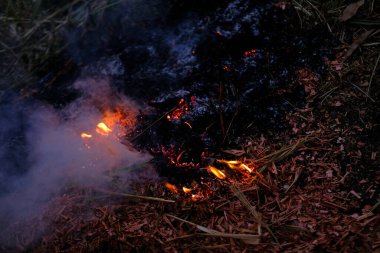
[0,78,151,247]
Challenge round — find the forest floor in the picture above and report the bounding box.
[1,0,379,252]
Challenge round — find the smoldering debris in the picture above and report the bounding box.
[0,79,151,247]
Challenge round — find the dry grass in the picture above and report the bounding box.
[0,0,124,89]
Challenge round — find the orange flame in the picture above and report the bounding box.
[81,133,92,139]
[208,166,226,180]
[182,187,193,194]
[217,159,253,173]
[164,182,178,193]
[96,122,112,136]
[191,194,201,201]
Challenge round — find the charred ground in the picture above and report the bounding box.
[0,0,379,252]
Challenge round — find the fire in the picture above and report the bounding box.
[96,122,112,136]
[103,107,136,129]
[182,187,193,194]
[167,98,190,122]
[208,166,226,180]
[81,133,92,139]
[217,159,253,173]
[243,49,257,57]
[164,182,178,193]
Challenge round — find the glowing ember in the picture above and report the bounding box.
[81,133,92,139]
[182,187,193,194]
[167,98,190,122]
[217,159,253,173]
[96,122,112,136]
[208,166,226,180]
[240,163,253,173]
[184,121,192,129]
[191,194,201,201]
[164,182,178,193]
[243,49,257,57]
[223,65,231,71]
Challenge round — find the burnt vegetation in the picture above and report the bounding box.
[0,0,379,252]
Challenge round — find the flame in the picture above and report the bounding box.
[164,182,178,193]
[96,122,112,136]
[81,133,92,139]
[191,194,201,201]
[182,187,193,194]
[240,163,253,173]
[208,166,226,180]
[217,159,253,173]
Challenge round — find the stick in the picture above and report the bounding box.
[218,82,226,138]
[367,51,380,101]
[131,107,176,142]
[95,189,175,203]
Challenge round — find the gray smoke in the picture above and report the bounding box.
[0,78,151,247]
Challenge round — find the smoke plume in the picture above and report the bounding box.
[0,78,150,247]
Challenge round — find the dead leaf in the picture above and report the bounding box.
[339,0,365,22]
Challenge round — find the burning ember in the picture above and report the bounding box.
[164,182,178,193]
[165,96,200,125]
[243,49,257,57]
[81,133,93,139]
[162,156,258,201]
[182,187,193,194]
[217,159,254,173]
[208,166,226,180]
[96,122,112,136]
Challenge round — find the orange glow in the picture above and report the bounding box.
[182,187,193,194]
[184,121,192,129]
[167,98,190,122]
[103,107,136,129]
[81,133,92,139]
[215,31,222,36]
[191,194,201,201]
[217,159,253,173]
[164,182,178,193]
[243,49,257,57]
[96,122,112,136]
[208,166,226,180]
[223,65,231,71]
[240,163,253,173]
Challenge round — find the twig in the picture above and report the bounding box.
[223,105,240,144]
[131,107,176,142]
[341,29,375,62]
[167,214,260,244]
[350,82,375,102]
[94,189,175,203]
[371,201,380,212]
[285,168,302,193]
[218,82,226,138]
[253,135,314,172]
[231,185,279,244]
[367,51,380,101]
